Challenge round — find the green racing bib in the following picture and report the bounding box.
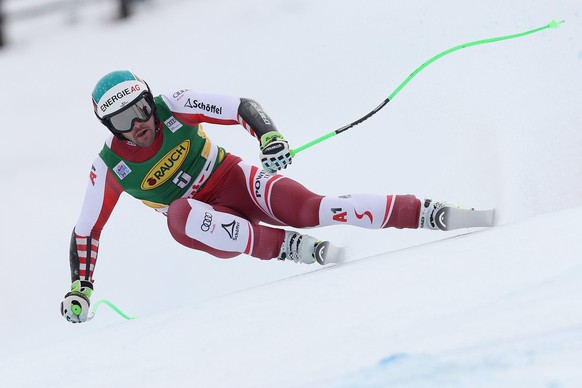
[99,96,225,208]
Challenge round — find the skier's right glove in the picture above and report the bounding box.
[60,280,93,324]
[259,131,292,174]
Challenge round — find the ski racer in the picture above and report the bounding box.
[61,70,489,323]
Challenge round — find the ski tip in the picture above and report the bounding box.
[488,208,496,227]
[315,241,347,265]
[437,207,496,231]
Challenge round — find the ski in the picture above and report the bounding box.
[435,207,495,231]
[315,241,347,265]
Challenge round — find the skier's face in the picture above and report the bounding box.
[122,115,157,147]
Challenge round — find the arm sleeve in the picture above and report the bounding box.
[237,98,279,141]
[161,90,280,141]
[69,156,123,284]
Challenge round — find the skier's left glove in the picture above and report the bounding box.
[260,131,292,174]
[60,280,93,324]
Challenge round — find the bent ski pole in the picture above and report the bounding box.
[289,19,564,157]
[87,299,136,321]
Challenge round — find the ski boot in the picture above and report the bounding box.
[419,199,494,231]
[277,231,344,265]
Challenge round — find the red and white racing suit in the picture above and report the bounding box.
[69,90,422,285]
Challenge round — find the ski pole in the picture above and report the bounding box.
[87,298,136,321]
[289,19,564,157]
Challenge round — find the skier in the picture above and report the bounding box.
[61,70,492,323]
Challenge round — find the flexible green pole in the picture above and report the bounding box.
[290,19,564,157]
[92,299,136,320]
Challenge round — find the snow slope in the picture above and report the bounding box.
[0,0,581,386]
[2,209,582,387]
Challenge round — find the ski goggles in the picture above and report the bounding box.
[102,94,154,133]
